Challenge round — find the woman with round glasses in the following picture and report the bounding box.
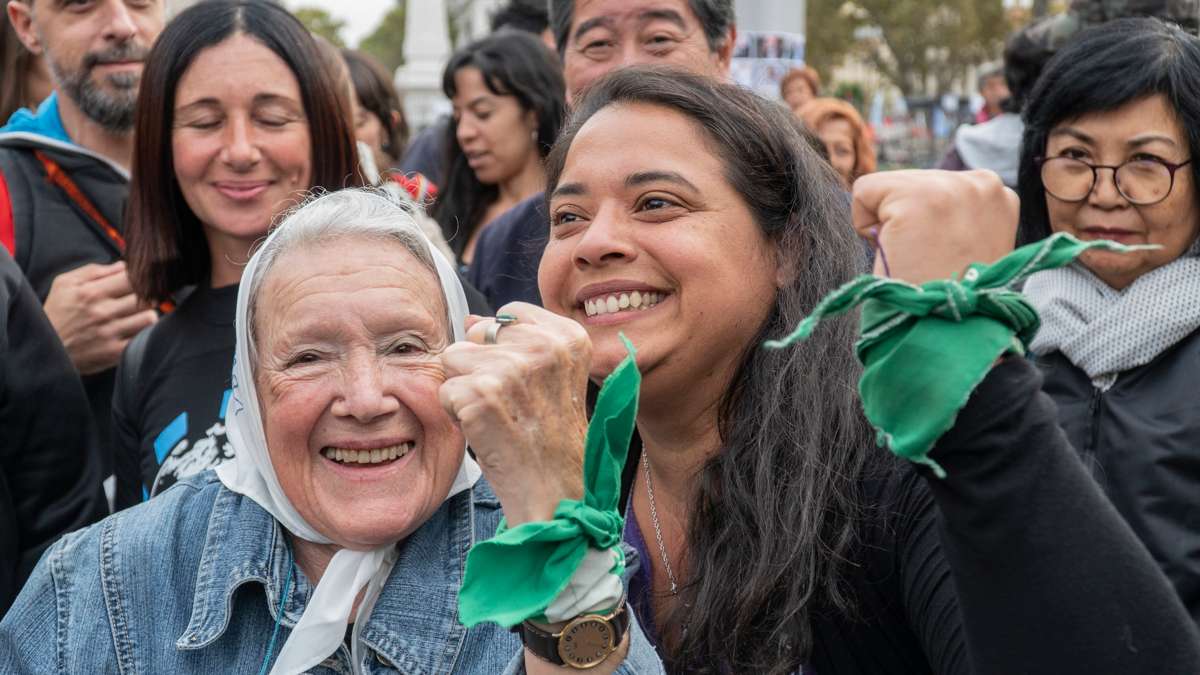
[1018,17,1200,624]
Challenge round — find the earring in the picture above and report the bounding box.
[531,129,538,143]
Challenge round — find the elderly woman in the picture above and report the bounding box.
[0,189,521,672]
[1019,17,1200,623]
[451,67,1200,674]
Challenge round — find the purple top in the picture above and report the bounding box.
[623,501,810,674]
[622,505,666,661]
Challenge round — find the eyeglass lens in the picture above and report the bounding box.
[1041,157,1173,205]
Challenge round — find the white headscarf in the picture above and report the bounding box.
[216,194,481,674]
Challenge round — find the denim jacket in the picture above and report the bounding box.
[1,469,668,674]
[0,471,519,674]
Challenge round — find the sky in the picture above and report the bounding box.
[285,0,397,48]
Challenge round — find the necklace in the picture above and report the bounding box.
[641,452,679,595]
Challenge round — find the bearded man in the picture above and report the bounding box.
[1,0,165,507]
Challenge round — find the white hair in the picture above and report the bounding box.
[245,188,444,364]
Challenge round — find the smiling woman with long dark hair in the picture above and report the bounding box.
[112,0,360,508]
[423,66,1200,674]
[1018,17,1200,624]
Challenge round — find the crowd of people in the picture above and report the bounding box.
[1,0,1199,673]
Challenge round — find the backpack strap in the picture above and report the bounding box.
[34,150,126,251]
[0,167,13,256]
[120,325,154,412]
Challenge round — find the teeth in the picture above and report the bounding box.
[322,442,412,465]
[583,291,665,317]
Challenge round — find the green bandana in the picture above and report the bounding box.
[765,233,1146,478]
[458,335,641,628]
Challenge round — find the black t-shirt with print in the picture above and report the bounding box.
[112,283,237,509]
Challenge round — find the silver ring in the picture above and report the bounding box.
[484,313,518,345]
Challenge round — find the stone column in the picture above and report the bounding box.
[395,0,454,132]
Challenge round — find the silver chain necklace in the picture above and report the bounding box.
[641,451,679,595]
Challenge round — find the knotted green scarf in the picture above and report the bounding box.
[458,335,640,627]
[765,233,1146,478]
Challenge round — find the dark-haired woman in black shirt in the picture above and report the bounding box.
[112,0,362,507]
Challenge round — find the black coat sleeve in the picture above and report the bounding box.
[920,356,1200,673]
[0,249,107,615]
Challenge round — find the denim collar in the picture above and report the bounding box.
[176,479,501,671]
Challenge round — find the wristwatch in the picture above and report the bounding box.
[518,601,629,669]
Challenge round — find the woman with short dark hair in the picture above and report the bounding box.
[113,0,361,508]
[1018,17,1200,623]
[431,31,565,265]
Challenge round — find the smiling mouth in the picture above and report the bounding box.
[215,182,271,201]
[583,290,667,317]
[321,442,413,465]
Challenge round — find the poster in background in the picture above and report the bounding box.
[731,31,806,100]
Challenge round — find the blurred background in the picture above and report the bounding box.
[162,0,1058,169]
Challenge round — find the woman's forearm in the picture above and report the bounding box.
[924,357,1200,673]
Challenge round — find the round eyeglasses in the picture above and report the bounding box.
[1036,156,1193,206]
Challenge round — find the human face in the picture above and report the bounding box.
[783,78,814,113]
[539,103,780,407]
[817,117,857,189]
[452,66,539,187]
[7,0,163,130]
[353,102,390,166]
[171,34,312,282]
[980,74,1009,115]
[564,0,732,104]
[1043,94,1200,290]
[254,238,463,550]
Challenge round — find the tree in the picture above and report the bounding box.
[294,6,347,48]
[359,2,406,72]
[805,0,863,85]
[852,0,1009,97]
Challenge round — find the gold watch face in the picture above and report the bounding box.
[557,615,616,669]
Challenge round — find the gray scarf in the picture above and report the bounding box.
[1024,242,1200,390]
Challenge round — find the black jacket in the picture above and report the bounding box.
[0,134,129,483]
[1037,329,1200,625]
[0,248,107,616]
[467,192,546,310]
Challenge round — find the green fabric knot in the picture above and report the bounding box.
[458,335,641,628]
[551,500,625,550]
[765,233,1150,478]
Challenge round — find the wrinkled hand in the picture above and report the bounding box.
[853,169,1019,285]
[42,262,158,375]
[438,303,591,526]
